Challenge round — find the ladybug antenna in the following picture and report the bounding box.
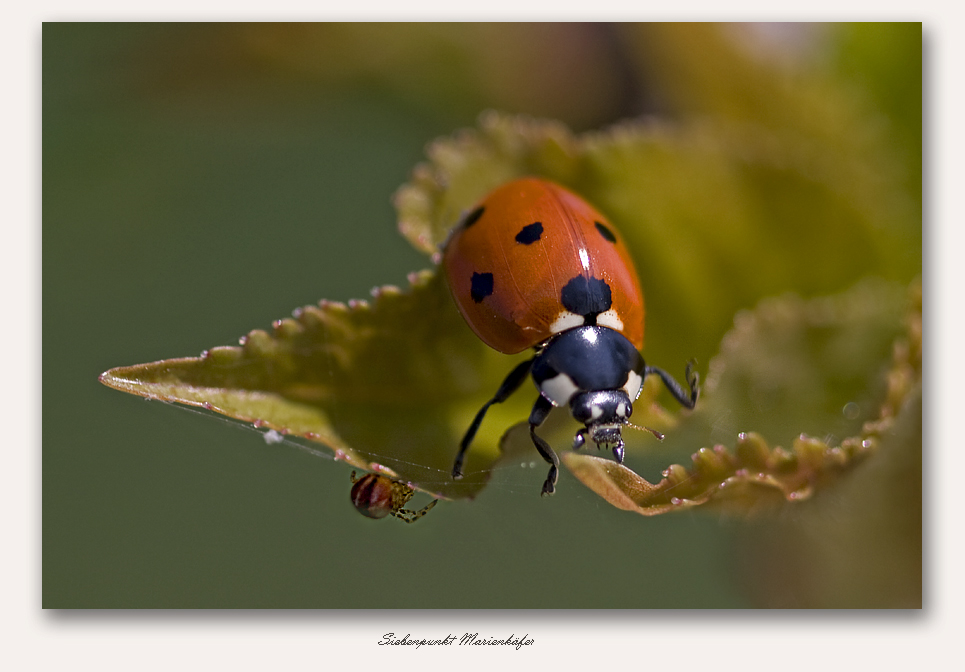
[625,422,665,441]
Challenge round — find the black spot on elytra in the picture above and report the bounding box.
[560,276,612,323]
[515,221,543,245]
[462,206,485,228]
[470,272,494,303]
[595,221,617,243]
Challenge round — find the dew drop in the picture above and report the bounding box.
[263,429,284,445]
[842,401,860,420]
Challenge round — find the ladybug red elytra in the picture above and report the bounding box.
[442,177,698,496]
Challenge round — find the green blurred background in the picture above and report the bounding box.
[44,23,920,608]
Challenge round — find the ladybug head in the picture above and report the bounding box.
[570,389,632,463]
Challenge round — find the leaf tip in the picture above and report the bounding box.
[97,368,127,392]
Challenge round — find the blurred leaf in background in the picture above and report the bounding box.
[49,23,920,608]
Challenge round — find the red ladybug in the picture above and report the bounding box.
[442,177,698,496]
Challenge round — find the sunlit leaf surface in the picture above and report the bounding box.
[101,270,496,500]
[101,110,920,511]
[565,278,920,515]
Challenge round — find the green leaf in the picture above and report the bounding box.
[100,270,502,500]
[564,278,920,515]
[101,110,919,509]
[397,111,918,369]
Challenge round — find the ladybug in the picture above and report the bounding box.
[442,177,698,496]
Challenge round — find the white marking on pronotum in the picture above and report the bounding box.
[624,370,644,400]
[596,309,624,331]
[539,373,580,406]
[549,310,584,334]
[551,308,624,335]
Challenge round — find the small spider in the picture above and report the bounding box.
[350,471,438,523]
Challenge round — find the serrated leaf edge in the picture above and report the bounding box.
[564,278,921,516]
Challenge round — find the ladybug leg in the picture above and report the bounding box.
[452,357,534,480]
[528,395,559,497]
[644,360,700,410]
[572,428,588,451]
